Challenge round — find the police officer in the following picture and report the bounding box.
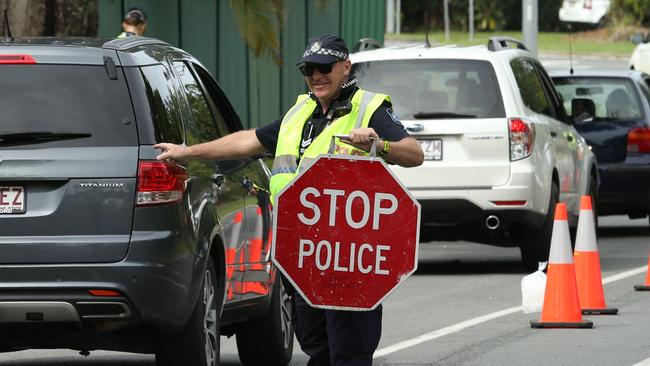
[155,34,423,366]
[117,7,147,38]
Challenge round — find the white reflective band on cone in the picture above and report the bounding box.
[574,209,598,252]
[548,218,574,264]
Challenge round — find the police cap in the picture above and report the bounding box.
[297,34,349,66]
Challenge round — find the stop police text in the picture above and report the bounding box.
[297,187,398,229]
[295,187,398,275]
[299,239,390,275]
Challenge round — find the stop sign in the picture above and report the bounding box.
[272,155,420,310]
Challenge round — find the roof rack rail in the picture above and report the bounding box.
[352,37,382,53]
[102,36,170,51]
[487,37,528,52]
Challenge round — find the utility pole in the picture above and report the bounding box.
[522,0,538,57]
[469,0,474,42]
[386,0,395,34]
[396,0,401,35]
[444,0,450,41]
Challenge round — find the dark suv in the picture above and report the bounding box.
[0,37,292,366]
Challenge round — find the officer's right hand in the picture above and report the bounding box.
[154,143,185,163]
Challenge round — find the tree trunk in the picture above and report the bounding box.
[53,0,98,37]
[0,0,97,37]
[0,0,47,37]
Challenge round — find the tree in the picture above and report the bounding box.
[227,0,330,65]
[0,0,97,37]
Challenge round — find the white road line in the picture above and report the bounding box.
[374,265,648,358]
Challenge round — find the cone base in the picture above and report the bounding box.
[634,284,650,291]
[582,307,618,315]
[530,320,593,329]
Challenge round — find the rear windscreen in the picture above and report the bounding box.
[552,76,644,122]
[352,59,505,119]
[0,65,137,148]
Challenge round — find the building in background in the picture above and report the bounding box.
[98,0,385,128]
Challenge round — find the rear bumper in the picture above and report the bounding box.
[0,229,201,334]
[598,160,650,215]
[417,198,544,245]
[419,199,543,226]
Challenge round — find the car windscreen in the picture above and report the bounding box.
[351,59,505,119]
[0,64,137,148]
[552,76,644,122]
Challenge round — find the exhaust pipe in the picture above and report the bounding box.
[485,215,500,230]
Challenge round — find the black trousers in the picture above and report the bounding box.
[292,294,382,366]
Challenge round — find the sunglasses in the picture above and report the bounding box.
[299,61,338,76]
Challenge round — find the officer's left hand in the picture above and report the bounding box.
[341,128,382,153]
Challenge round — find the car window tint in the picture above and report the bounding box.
[190,64,242,135]
[140,64,184,144]
[0,65,136,148]
[552,76,643,121]
[532,62,565,121]
[510,59,553,117]
[639,79,650,105]
[351,59,505,119]
[174,61,220,144]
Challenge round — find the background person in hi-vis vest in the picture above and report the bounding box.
[155,34,423,366]
[117,7,147,38]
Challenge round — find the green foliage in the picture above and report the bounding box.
[474,0,503,31]
[228,0,287,65]
[399,0,572,32]
[610,0,650,26]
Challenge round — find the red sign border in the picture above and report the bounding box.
[271,154,421,311]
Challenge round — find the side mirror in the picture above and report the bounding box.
[571,98,596,124]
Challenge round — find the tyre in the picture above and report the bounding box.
[235,277,293,366]
[156,258,220,366]
[519,182,558,272]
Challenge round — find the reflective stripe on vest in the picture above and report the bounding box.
[269,89,390,203]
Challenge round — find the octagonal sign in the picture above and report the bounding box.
[272,154,420,311]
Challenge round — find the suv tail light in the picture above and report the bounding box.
[509,118,535,161]
[136,161,188,206]
[627,127,650,154]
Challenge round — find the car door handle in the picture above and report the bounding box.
[550,131,558,138]
[406,123,424,132]
[211,174,225,187]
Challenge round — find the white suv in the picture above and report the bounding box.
[350,37,598,271]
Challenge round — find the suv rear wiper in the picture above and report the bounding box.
[412,112,477,119]
[0,131,92,145]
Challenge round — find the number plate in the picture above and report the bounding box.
[0,186,25,214]
[418,139,442,161]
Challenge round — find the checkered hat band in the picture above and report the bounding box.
[302,47,348,60]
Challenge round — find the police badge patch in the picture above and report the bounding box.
[386,108,403,126]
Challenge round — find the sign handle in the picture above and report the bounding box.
[329,135,377,157]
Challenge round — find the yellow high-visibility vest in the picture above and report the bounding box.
[269,89,389,203]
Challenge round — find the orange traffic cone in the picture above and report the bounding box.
[574,196,618,315]
[634,256,650,291]
[531,203,593,328]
